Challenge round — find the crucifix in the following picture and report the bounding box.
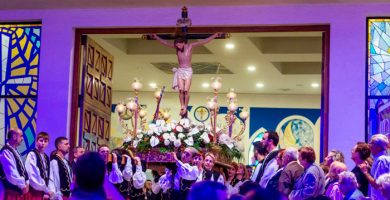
[145,6,229,118]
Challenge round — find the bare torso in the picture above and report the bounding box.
[177,44,193,68]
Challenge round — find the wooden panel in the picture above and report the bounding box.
[78,36,114,145]
[104,119,110,140]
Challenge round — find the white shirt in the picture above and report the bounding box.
[0,143,29,189]
[48,157,72,197]
[25,151,49,193]
[370,150,390,200]
[174,161,199,190]
[159,168,173,193]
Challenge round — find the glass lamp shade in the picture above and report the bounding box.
[211,80,222,90]
[228,103,238,112]
[131,81,143,91]
[227,89,236,99]
[139,110,147,118]
[239,110,249,120]
[116,104,126,113]
[126,101,138,111]
[207,101,217,110]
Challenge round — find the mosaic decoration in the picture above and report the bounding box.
[0,23,41,155]
[367,18,390,138]
[247,107,321,165]
[368,18,390,96]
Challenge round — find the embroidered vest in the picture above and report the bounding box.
[32,149,50,186]
[0,144,29,193]
[52,155,71,197]
[203,169,221,182]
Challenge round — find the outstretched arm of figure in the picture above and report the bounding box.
[150,33,175,48]
[191,32,222,47]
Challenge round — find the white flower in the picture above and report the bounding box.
[150,136,159,147]
[133,140,139,148]
[190,127,199,135]
[164,139,170,146]
[162,127,168,132]
[166,125,172,132]
[137,134,143,139]
[147,129,154,136]
[153,127,160,134]
[184,137,194,146]
[179,118,190,127]
[156,119,165,127]
[174,139,181,147]
[169,134,176,142]
[197,124,205,131]
[124,136,132,143]
[163,133,170,140]
[176,126,183,133]
[219,134,234,149]
[178,133,185,139]
[149,124,156,129]
[200,132,210,144]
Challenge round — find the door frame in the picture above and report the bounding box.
[70,25,330,158]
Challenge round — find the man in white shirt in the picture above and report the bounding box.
[0,128,29,199]
[257,131,280,188]
[49,136,72,200]
[359,134,390,200]
[25,131,52,199]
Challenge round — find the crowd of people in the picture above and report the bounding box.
[0,128,390,200]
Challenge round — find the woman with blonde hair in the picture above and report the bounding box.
[325,161,348,200]
[196,153,224,183]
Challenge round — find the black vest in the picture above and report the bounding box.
[0,144,29,193]
[32,149,50,186]
[203,169,221,182]
[115,162,145,200]
[256,149,279,183]
[52,155,71,197]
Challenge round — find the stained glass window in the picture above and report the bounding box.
[0,23,41,155]
[367,18,390,139]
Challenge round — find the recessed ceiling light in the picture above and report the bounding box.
[149,82,157,88]
[202,83,210,88]
[225,43,235,49]
[311,83,320,88]
[247,65,256,71]
[256,83,264,88]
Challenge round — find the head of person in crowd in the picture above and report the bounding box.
[73,146,85,162]
[276,149,286,168]
[253,141,267,162]
[55,136,70,156]
[182,147,199,164]
[73,152,106,192]
[377,173,390,199]
[282,147,299,167]
[188,181,227,200]
[7,128,23,148]
[246,165,253,178]
[351,142,371,165]
[236,163,249,180]
[328,161,347,181]
[323,149,345,167]
[238,181,260,196]
[98,144,110,163]
[224,162,238,181]
[338,171,359,196]
[192,151,204,168]
[145,180,152,190]
[369,133,389,156]
[298,146,316,169]
[203,153,216,171]
[261,131,279,152]
[36,131,49,152]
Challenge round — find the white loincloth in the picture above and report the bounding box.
[172,67,193,90]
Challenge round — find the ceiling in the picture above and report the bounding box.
[0,0,387,10]
[90,31,323,95]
